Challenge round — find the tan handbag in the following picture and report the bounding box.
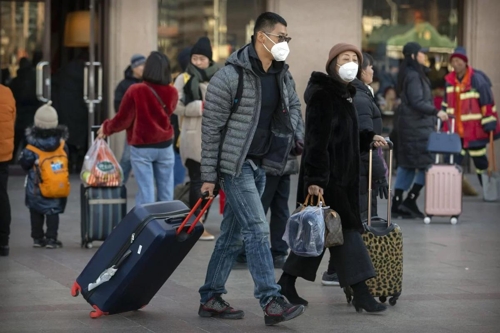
[317,194,344,247]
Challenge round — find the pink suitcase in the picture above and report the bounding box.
[424,164,462,224]
[424,118,463,225]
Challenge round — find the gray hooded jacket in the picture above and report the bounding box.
[201,44,303,183]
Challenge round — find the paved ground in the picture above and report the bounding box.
[1,170,500,333]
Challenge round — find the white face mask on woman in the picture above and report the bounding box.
[337,62,359,82]
[263,34,290,62]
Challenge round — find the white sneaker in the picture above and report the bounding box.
[199,230,215,241]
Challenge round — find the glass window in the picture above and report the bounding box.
[0,1,45,84]
[158,0,266,77]
[362,0,462,134]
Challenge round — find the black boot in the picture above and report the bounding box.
[391,189,412,219]
[399,184,425,219]
[351,281,386,313]
[277,272,309,306]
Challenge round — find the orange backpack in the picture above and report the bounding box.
[26,140,71,198]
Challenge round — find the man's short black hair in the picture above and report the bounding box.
[253,12,287,36]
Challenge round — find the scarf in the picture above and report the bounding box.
[183,62,219,104]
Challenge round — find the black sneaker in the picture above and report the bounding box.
[321,271,340,286]
[0,245,9,257]
[33,238,46,248]
[264,296,305,326]
[198,296,245,319]
[45,239,63,249]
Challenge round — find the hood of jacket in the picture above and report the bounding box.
[25,125,69,152]
[304,71,356,105]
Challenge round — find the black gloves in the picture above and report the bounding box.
[374,177,389,200]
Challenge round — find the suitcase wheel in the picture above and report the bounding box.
[389,297,398,306]
[70,282,81,297]
[379,296,387,303]
[90,305,109,319]
[424,216,432,224]
[84,242,93,249]
[450,217,458,225]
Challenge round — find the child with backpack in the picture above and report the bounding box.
[19,102,70,249]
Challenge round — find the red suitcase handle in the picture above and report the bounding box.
[176,192,215,236]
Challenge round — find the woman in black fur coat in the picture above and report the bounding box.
[277,43,388,313]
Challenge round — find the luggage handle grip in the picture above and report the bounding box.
[165,214,189,225]
[369,141,393,150]
[368,139,393,227]
[176,192,214,236]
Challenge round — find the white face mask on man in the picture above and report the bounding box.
[337,62,359,82]
[262,33,290,62]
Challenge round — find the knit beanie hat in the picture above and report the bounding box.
[130,54,146,69]
[325,43,363,73]
[191,37,213,61]
[450,46,468,63]
[34,101,58,129]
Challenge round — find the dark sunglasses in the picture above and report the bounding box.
[262,31,292,43]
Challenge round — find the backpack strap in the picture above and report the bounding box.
[25,144,43,156]
[231,65,244,114]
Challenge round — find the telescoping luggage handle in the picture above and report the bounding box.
[176,191,215,237]
[368,141,394,226]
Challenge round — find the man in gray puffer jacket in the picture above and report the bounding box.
[198,12,305,326]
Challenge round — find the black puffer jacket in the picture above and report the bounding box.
[397,67,437,169]
[19,126,69,215]
[114,66,141,112]
[352,79,385,219]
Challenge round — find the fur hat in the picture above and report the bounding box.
[34,101,58,129]
[325,43,363,73]
[450,46,468,63]
[191,37,213,61]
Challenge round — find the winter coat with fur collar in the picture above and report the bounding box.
[19,126,69,215]
[297,72,375,232]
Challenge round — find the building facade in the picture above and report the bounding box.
[1,0,498,165]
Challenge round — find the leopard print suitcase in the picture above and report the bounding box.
[344,141,403,306]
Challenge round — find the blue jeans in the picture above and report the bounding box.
[130,145,174,205]
[173,151,186,187]
[120,141,132,184]
[199,161,281,308]
[394,166,426,191]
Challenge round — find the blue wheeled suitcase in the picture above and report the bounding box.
[71,195,213,318]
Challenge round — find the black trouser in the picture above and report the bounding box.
[12,127,26,163]
[283,230,375,287]
[30,209,59,240]
[0,162,11,246]
[185,159,211,219]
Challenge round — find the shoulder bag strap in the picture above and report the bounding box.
[146,84,168,113]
